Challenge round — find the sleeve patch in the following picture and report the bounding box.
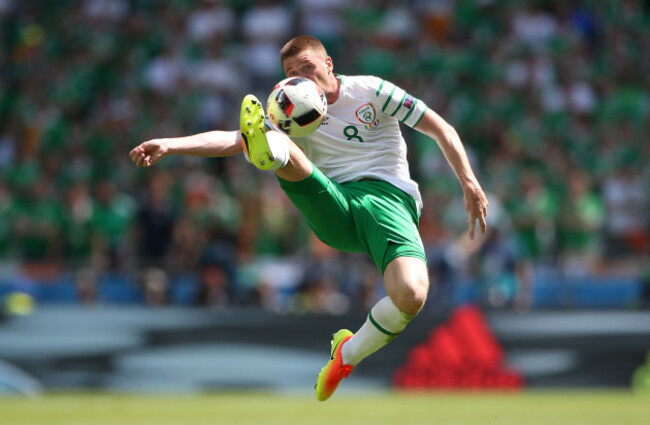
[403,95,415,109]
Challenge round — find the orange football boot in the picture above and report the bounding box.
[315,329,355,401]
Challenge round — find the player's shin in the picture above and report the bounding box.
[341,296,416,366]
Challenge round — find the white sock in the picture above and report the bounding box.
[264,131,290,169]
[341,296,415,366]
[242,131,290,170]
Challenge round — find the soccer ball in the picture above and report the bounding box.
[266,77,327,137]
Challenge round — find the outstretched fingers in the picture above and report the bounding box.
[468,217,476,240]
[467,208,487,240]
[465,192,488,240]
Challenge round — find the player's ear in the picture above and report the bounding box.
[325,56,333,74]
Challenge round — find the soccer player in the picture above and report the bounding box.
[130,35,488,401]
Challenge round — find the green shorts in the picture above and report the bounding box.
[277,166,426,274]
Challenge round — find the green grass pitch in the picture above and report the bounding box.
[1,391,648,425]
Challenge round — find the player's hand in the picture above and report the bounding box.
[129,139,168,167]
[463,183,488,240]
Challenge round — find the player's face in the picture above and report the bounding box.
[282,49,332,90]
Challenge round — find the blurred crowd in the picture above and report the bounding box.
[0,0,648,313]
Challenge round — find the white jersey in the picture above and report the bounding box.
[292,74,428,211]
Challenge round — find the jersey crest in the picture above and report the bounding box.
[355,103,379,128]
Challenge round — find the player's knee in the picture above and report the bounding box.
[384,256,429,315]
[395,278,428,316]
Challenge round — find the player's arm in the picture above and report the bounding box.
[414,109,488,239]
[129,130,243,168]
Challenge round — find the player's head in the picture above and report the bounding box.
[280,35,334,88]
[280,35,328,64]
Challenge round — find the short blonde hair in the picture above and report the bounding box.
[280,35,327,64]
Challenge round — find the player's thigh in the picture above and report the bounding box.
[277,167,364,253]
[350,180,427,273]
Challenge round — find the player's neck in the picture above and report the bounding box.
[325,74,341,105]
